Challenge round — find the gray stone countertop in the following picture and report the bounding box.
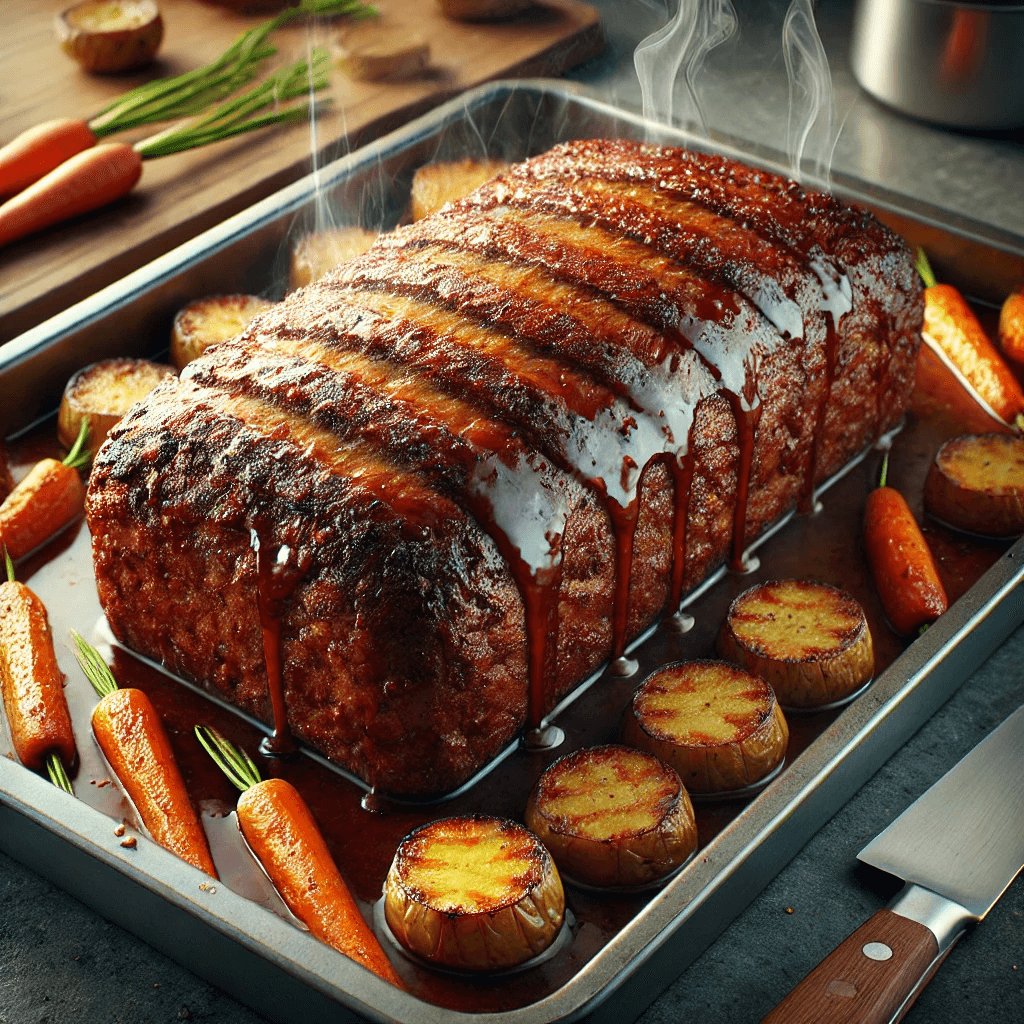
[3,2,1024,1023]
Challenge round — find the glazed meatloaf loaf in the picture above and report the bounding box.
[86,139,923,797]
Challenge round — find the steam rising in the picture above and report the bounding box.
[634,0,737,135]
[782,0,837,184]
[634,0,840,186]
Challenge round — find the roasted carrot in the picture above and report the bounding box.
[999,286,1024,367]
[863,453,948,636]
[196,726,405,989]
[0,144,142,249]
[910,343,1013,436]
[73,634,218,877]
[0,421,90,562]
[0,119,97,200]
[917,249,1024,431]
[0,549,76,792]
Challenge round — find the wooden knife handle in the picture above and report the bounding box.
[761,909,941,1024]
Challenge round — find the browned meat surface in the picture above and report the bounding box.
[87,139,923,796]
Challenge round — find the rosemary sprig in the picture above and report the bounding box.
[195,726,262,792]
[135,49,331,159]
[71,631,119,699]
[88,0,372,138]
[62,420,91,472]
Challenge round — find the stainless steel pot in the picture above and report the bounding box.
[850,0,1024,129]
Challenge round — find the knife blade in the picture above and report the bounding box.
[762,702,1024,1024]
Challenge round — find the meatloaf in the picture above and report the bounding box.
[86,139,923,797]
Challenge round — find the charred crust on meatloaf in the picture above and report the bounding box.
[86,139,923,796]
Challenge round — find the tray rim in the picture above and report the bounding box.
[2,78,1024,1024]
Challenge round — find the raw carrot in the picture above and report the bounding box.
[0,46,333,249]
[999,287,1024,367]
[196,726,405,989]
[73,634,218,878]
[0,144,142,249]
[0,421,90,562]
[0,119,97,200]
[0,1,370,200]
[863,453,948,636]
[0,549,77,791]
[917,249,1024,431]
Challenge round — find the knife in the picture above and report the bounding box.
[763,702,1024,1024]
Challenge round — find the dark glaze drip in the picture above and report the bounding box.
[800,316,839,514]
[523,567,564,729]
[723,393,763,572]
[466,494,565,733]
[668,443,696,612]
[250,527,305,757]
[608,493,641,664]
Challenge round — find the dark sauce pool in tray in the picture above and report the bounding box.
[2,408,1011,1013]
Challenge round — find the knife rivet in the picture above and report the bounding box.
[862,942,893,961]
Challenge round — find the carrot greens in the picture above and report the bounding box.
[136,49,331,159]
[195,726,261,792]
[87,0,372,139]
[72,631,118,699]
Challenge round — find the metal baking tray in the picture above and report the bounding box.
[3,80,1024,1024]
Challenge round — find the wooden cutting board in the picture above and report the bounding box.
[0,0,602,345]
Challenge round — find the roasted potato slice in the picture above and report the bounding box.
[524,745,696,888]
[57,0,163,74]
[409,158,509,221]
[289,227,379,290]
[717,579,874,709]
[623,660,788,794]
[339,30,430,82]
[384,815,564,971]
[57,357,175,451]
[923,433,1024,537]
[170,294,274,370]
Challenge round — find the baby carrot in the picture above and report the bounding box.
[0,144,142,249]
[917,249,1024,431]
[0,549,77,791]
[73,634,218,878]
[999,287,1024,367]
[863,453,948,636]
[0,421,90,562]
[197,726,405,989]
[0,119,97,200]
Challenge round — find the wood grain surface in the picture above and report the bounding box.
[761,908,942,1024]
[0,0,602,345]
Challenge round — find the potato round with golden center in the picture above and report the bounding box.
[524,745,697,888]
[289,227,379,290]
[170,294,274,370]
[623,660,788,794]
[717,579,874,709]
[57,0,163,74]
[384,815,564,971]
[409,159,510,221]
[924,434,1024,537]
[58,357,175,451]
